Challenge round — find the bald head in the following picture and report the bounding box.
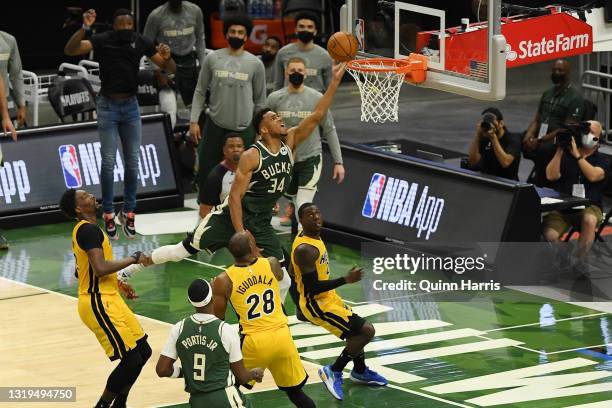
[228,232,252,259]
[551,59,570,86]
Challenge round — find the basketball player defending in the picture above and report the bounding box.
[142,62,346,295]
[212,232,316,407]
[291,203,388,401]
[59,189,151,408]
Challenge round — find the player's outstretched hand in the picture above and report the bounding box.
[345,266,364,283]
[251,367,264,383]
[332,61,347,82]
[83,9,96,27]
[118,280,139,299]
[139,254,154,267]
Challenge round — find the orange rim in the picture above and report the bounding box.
[346,58,412,74]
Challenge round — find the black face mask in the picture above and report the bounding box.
[288,72,305,86]
[297,30,314,43]
[114,29,134,44]
[228,36,245,50]
[261,52,275,63]
[169,0,182,10]
[551,72,566,85]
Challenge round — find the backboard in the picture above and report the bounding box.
[341,0,506,100]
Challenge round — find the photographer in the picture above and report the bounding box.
[543,120,609,261]
[467,107,521,180]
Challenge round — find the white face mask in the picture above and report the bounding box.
[582,132,599,149]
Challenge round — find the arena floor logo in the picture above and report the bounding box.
[362,173,444,240]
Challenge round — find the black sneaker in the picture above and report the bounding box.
[0,233,9,250]
[119,211,136,239]
[103,213,118,240]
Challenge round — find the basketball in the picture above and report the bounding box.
[327,32,358,62]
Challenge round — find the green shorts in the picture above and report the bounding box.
[187,207,284,260]
[285,154,322,197]
[542,205,603,236]
[189,386,250,408]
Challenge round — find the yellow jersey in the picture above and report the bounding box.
[291,232,340,303]
[72,220,118,295]
[226,258,287,335]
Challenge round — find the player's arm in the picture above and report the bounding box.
[0,77,16,141]
[228,148,259,233]
[64,9,95,56]
[231,361,264,385]
[212,272,232,320]
[156,355,178,377]
[150,44,176,74]
[157,321,184,378]
[220,323,264,384]
[286,62,346,150]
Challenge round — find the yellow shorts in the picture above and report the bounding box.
[78,293,145,361]
[301,296,366,339]
[242,325,307,390]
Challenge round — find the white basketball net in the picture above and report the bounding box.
[346,59,408,123]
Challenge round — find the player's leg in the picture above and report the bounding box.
[294,154,322,211]
[266,326,314,408]
[175,62,199,107]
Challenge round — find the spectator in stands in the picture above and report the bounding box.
[260,36,281,95]
[190,13,265,218]
[543,120,609,264]
[267,57,344,232]
[0,76,17,250]
[144,0,206,128]
[64,8,176,240]
[467,107,521,180]
[523,59,583,187]
[0,31,26,127]
[198,133,245,219]
[274,12,333,93]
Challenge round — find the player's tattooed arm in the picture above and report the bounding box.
[228,148,258,233]
[287,62,346,150]
[212,272,232,320]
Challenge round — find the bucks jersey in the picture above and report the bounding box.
[226,258,287,335]
[242,140,293,216]
[176,316,235,394]
[291,232,340,303]
[72,220,118,295]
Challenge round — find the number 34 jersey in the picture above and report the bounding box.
[242,141,293,216]
[226,257,287,335]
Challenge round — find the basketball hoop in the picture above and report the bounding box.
[346,53,427,123]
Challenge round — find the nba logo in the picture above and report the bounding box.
[362,173,386,218]
[354,19,365,51]
[58,145,82,188]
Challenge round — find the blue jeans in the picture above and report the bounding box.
[96,95,142,214]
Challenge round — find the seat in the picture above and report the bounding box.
[47,77,97,123]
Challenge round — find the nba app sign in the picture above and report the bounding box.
[362,173,444,240]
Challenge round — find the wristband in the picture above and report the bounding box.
[130,251,142,263]
[82,24,92,32]
[171,364,183,378]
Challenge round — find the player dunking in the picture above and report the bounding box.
[59,189,150,408]
[212,232,316,408]
[143,62,346,281]
[291,203,388,401]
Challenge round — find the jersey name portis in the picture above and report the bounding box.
[236,274,274,295]
[180,335,219,351]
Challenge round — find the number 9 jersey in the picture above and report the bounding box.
[226,257,287,335]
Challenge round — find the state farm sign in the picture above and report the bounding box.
[503,12,592,68]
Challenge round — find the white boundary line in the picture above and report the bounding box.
[546,343,612,356]
[475,334,543,355]
[182,257,226,270]
[386,383,474,408]
[484,313,607,332]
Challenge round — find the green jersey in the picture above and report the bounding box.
[242,140,294,216]
[175,316,236,394]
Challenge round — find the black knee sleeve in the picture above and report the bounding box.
[285,389,315,408]
[106,350,144,394]
[136,338,152,364]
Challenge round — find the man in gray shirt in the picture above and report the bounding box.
[0,76,17,250]
[143,0,205,110]
[267,57,344,220]
[190,13,266,217]
[0,31,26,127]
[274,12,332,93]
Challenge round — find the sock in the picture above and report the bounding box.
[353,352,366,374]
[111,394,127,408]
[286,389,316,408]
[330,348,352,372]
[152,242,192,264]
[95,399,112,408]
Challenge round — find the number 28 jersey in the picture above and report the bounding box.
[242,140,293,216]
[226,258,287,335]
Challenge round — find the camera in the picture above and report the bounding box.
[480,112,497,132]
[556,121,591,149]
